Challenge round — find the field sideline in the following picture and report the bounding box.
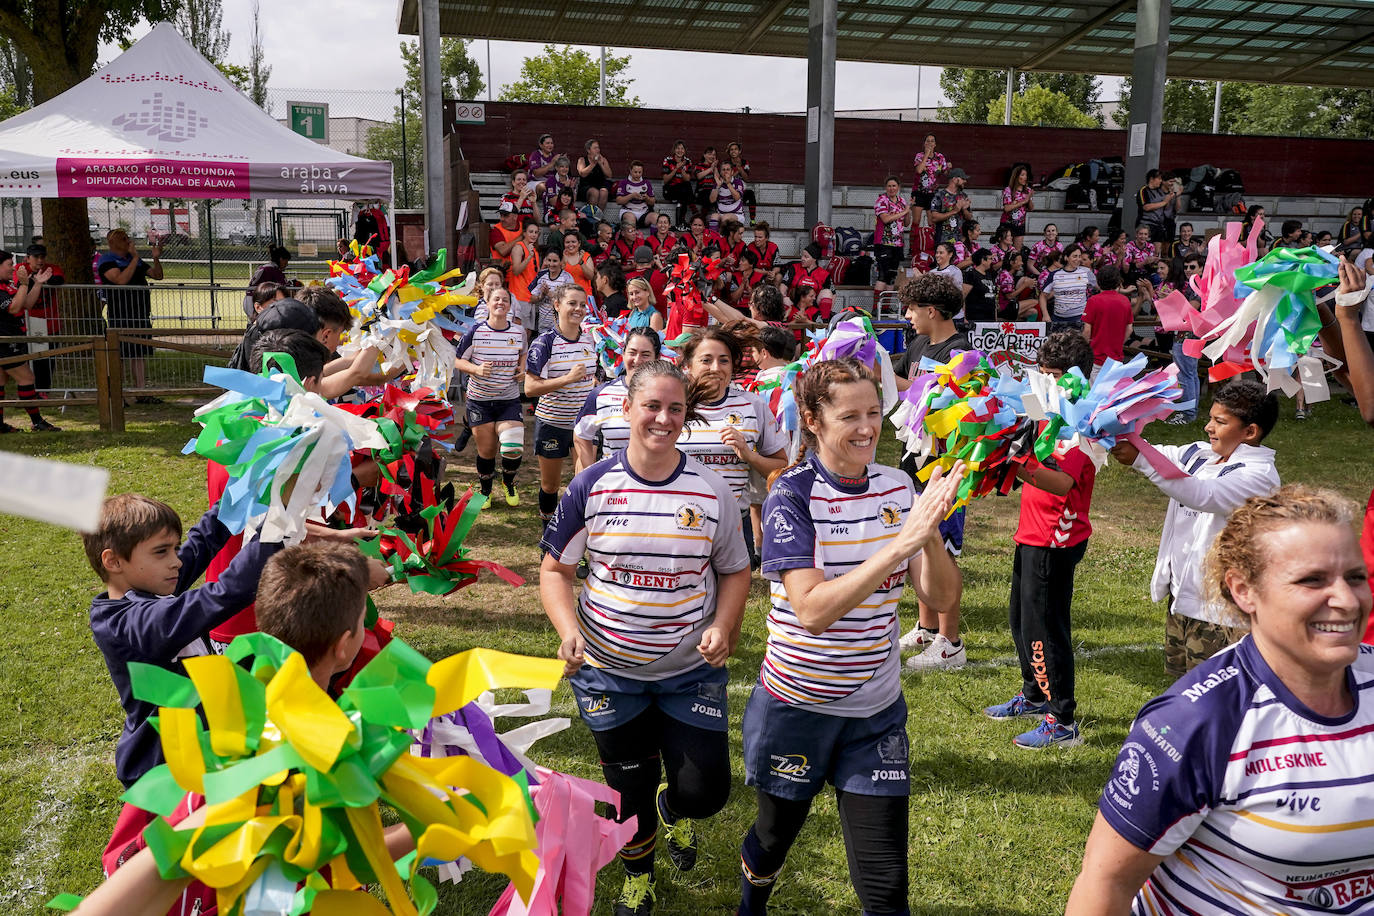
[0,399,1369,915]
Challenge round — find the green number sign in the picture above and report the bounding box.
[288,102,329,143]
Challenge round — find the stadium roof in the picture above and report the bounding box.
[397,0,1374,88]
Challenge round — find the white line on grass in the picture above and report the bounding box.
[0,750,100,910]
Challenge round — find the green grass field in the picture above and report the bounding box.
[0,398,1370,915]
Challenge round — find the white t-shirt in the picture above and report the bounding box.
[929,264,966,320]
[1043,266,1098,321]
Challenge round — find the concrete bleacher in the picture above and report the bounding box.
[471,171,1361,264]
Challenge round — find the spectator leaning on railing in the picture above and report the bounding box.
[0,248,60,432]
[97,228,163,402]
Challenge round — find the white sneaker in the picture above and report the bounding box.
[905,634,967,671]
[898,625,938,652]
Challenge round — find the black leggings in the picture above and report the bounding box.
[591,705,732,872]
[742,790,908,915]
[663,182,696,223]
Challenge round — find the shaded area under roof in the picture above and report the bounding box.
[397,0,1374,89]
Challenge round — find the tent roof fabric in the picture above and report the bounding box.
[396,0,1374,88]
[0,23,392,200]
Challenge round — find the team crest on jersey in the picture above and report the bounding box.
[1113,742,1159,798]
[878,502,903,527]
[769,508,795,542]
[581,694,612,714]
[676,503,706,529]
[725,413,743,426]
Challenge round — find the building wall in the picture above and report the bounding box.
[446,101,1370,198]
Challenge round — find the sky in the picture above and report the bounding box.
[110,0,952,115]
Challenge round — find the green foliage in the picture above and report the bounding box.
[1114,78,1374,138]
[986,85,1100,129]
[401,37,485,102]
[940,68,1100,125]
[498,44,639,107]
[0,35,32,120]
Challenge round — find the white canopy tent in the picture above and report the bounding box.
[0,22,394,255]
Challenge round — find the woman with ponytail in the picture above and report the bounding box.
[540,359,751,916]
[736,358,964,916]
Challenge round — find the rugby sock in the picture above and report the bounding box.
[602,757,662,876]
[738,828,783,916]
[501,456,522,489]
[475,455,496,496]
[538,488,558,524]
[17,384,42,422]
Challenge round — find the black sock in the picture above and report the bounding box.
[538,488,558,521]
[476,455,495,495]
[17,384,41,422]
[501,456,522,488]
[739,827,781,916]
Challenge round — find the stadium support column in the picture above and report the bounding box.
[419,0,445,256]
[803,0,836,230]
[1121,0,1169,229]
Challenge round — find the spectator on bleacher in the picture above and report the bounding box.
[928,242,965,307]
[1127,226,1161,284]
[508,221,542,332]
[962,249,998,324]
[695,146,721,219]
[1077,225,1103,262]
[997,249,1039,321]
[930,168,972,248]
[682,214,724,255]
[587,220,616,268]
[782,242,834,318]
[541,157,577,218]
[561,232,596,300]
[1029,223,1062,272]
[547,208,580,256]
[709,161,748,227]
[625,245,654,286]
[1000,165,1035,249]
[612,213,645,265]
[700,244,740,304]
[491,201,524,276]
[647,213,679,258]
[528,133,558,180]
[733,248,767,307]
[873,176,912,302]
[1315,230,1332,247]
[989,225,1018,273]
[1170,222,1197,259]
[719,219,747,273]
[748,222,779,274]
[1098,229,1128,271]
[546,194,578,234]
[661,140,697,229]
[503,169,538,221]
[723,141,758,224]
[625,277,664,332]
[910,133,948,229]
[1038,243,1098,331]
[98,229,163,397]
[575,139,612,211]
[1157,253,1203,423]
[596,261,628,318]
[1240,204,1272,251]
[614,161,656,227]
[1037,247,1064,294]
[1275,220,1303,249]
[954,219,983,269]
[1135,169,1179,254]
[1338,206,1363,248]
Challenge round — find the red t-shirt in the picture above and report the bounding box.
[205,462,258,644]
[104,795,215,916]
[1082,290,1133,365]
[1015,441,1095,548]
[747,240,779,271]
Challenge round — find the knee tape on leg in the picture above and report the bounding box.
[499,426,524,459]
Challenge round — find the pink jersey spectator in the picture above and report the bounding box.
[1029,239,1062,267]
[1125,240,1156,268]
[912,151,948,194]
[873,192,909,247]
[1001,186,1032,225]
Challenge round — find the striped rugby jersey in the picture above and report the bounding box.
[574,378,631,459]
[677,387,788,506]
[454,320,526,402]
[541,451,749,680]
[760,457,916,715]
[526,326,596,428]
[1101,639,1374,915]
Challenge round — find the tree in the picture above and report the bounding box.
[366,39,485,209]
[0,0,182,283]
[247,0,270,239]
[1112,78,1245,132]
[1114,78,1374,139]
[940,68,1101,125]
[986,85,1100,129]
[0,35,36,244]
[498,45,639,107]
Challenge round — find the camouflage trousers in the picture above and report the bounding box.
[1164,611,1247,679]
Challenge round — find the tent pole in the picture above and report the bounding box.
[389,196,398,270]
[207,204,217,326]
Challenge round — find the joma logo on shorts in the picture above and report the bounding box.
[871,769,907,781]
[689,702,722,718]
